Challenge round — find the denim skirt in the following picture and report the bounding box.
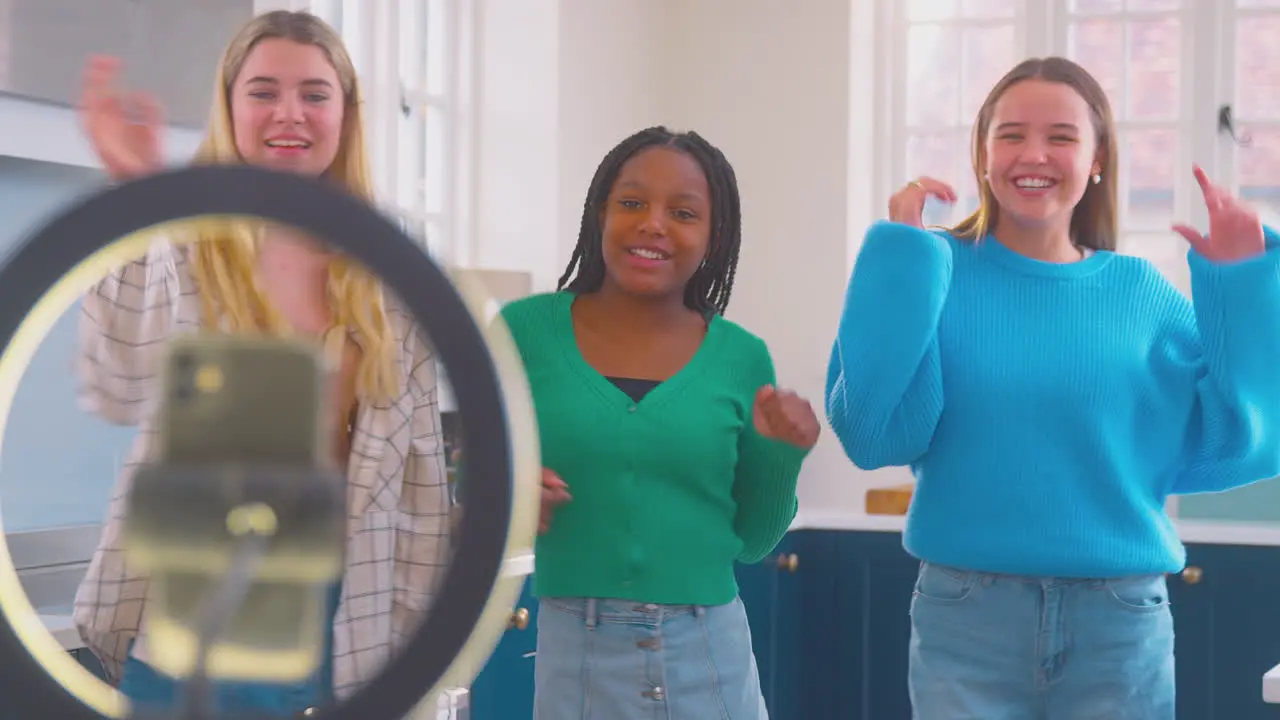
[534,595,769,720]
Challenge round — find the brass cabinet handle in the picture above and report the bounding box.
[1182,566,1203,585]
[776,553,799,573]
[509,607,530,630]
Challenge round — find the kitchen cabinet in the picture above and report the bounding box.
[776,532,1280,720]
[736,533,806,718]
[469,578,538,720]
[737,530,916,720]
[4,0,253,128]
[1168,542,1280,719]
[465,529,1280,719]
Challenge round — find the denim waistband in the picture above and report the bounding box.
[539,597,714,627]
[923,561,1167,588]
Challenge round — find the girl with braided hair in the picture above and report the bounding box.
[500,126,820,719]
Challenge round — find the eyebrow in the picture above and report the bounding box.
[615,180,707,202]
[243,76,335,89]
[994,121,1080,133]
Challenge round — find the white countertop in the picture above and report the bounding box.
[39,613,83,651]
[1265,663,1280,703]
[33,552,537,654]
[791,510,1280,546]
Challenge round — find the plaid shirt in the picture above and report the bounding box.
[71,239,452,699]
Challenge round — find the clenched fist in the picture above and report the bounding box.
[753,385,820,450]
[539,468,572,534]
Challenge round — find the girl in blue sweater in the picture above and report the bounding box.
[826,56,1280,719]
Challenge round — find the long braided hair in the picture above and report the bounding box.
[556,126,743,316]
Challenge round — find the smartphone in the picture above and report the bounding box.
[123,333,347,683]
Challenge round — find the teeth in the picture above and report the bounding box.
[267,140,308,148]
[629,248,667,260]
[1015,177,1055,188]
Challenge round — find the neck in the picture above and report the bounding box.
[257,228,332,297]
[585,284,697,331]
[991,217,1083,263]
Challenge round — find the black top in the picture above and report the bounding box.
[606,376,661,403]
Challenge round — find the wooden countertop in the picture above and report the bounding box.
[865,483,915,516]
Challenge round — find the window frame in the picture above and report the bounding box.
[861,0,1272,273]
[291,0,476,265]
[861,0,1280,518]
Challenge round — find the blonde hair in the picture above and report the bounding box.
[188,10,399,400]
[951,57,1120,252]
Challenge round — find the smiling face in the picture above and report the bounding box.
[982,78,1102,232]
[229,37,345,176]
[599,146,712,300]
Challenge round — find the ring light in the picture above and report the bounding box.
[0,164,539,719]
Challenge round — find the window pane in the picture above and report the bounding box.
[1127,17,1180,121]
[1123,128,1177,230]
[424,219,447,260]
[340,0,364,76]
[1069,0,1122,13]
[905,131,969,226]
[1068,20,1124,112]
[425,107,447,214]
[311,0,343,31]
[1236,14,1280,120]
[400,214,426,247]
[907,0,958,22]
[398,112,426,212]
[961,25,1016,120]
[1123,232,1189,295]
[961,0,1015,18]
[1236,126,1280,219]
[906,25,961,127]
[426,0,448,95]
[954,163,981,222]
[1127,0,1181,11]
[399,0,425,86]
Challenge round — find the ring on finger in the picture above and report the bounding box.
[908,180,925,191]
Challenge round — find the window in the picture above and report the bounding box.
[869,0,1280,294]
[1223,2,1280,223]
[306,0,473,265]
[1062,0,1186,282]
[0,0,10,88]
[889,2,1020,227]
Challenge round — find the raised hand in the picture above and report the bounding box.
[752,385,821,450]
[80,55,165,181]
[1172,165,1265,263]
[539,467,572,534]
[888,176,958,228]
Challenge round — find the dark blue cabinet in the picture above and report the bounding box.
[737,530,917,720]
[1168,542,1280,719]
[468,532,1280,719]
[736,533,805,718]
[470,578,538,720]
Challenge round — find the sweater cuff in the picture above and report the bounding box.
[1187,226,1280,375]
[741,432,812,476]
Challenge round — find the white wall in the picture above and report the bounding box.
[472,0,669,294]
[472,0,901,523]
[0,1,896,524]
[0,94,204,169]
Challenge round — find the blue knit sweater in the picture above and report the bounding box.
[826,221,1280,577]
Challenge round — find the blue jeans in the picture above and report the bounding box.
[908,562,1175,720]
[534,596,769,720]
[118,582,341,716]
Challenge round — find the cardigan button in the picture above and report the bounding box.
[628,405,636,412]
